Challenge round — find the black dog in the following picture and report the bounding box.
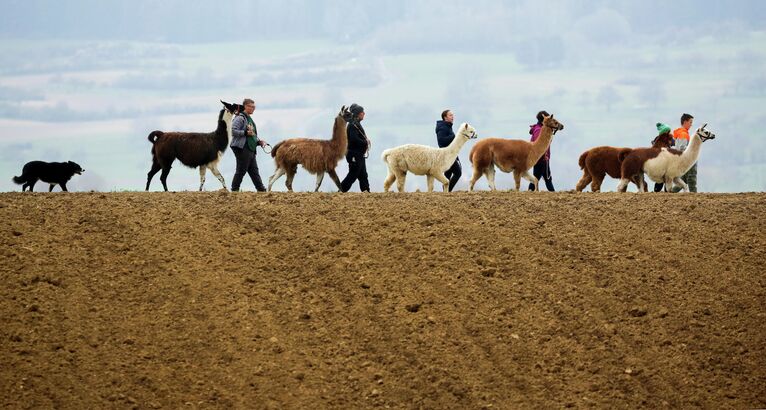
[12,161,85,192]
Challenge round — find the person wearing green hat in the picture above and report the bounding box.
[652,122,674,192]
[656,122,671,135]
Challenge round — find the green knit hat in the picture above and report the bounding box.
[656,122,671,134]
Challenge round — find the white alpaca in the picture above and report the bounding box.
[617,124,716,193]
[381,123,477,192]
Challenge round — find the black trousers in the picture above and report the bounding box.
[341,151,370,192]
[528,158,555,191]
[654,183,664,192]
[231,147,265,192]
[444,158,462,192]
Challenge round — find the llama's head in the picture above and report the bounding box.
[332,106,352,143]
[219,100,238,124]
[652,132,674,148]
[339,105,353,123]
[220,100,239,115]
[219,101,238,142]
[543,115,564,134]
[458,123,478,140]
[695,123,716,142]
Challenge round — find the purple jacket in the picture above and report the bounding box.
[529,124,550,161]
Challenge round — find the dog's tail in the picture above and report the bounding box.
[147,130,163,144]
[12,175,25,185]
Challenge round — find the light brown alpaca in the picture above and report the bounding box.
[268,106,352,192]
[468,115,564,191]
[575,133,675,192]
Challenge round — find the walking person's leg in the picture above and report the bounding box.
[543,160,555,191]
[686,163,697,192]
[231,147,253,192]
[654,183,664,192]
[672,164,697,193]
[358,156,370,192]
[447,159,462,192]
[340,153,362,192]
[246,151,266,192]
[529,160,544,191]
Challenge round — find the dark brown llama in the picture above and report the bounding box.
[146,101,239,192]
[267,106,352,192]
[575,132,675,192]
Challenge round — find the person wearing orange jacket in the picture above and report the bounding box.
[672,113,697,192]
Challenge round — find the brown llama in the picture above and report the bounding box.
[146,101,240,192]
[575,132,675,192]
[267,106,353,192]
[468,115,564,191]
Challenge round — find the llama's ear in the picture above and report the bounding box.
[701,123,707,130]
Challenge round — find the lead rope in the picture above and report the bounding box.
[352,122,371,159]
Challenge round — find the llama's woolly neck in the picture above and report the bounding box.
[221,112,234,146]
[677,132,703,171]
[443,128,468,154]
[223,113,234,144]
[330,116,348,154]
[528,124,554,165]
[211,112,234,154]
[433,127,469,168]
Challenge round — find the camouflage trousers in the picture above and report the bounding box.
[672,163,697,192]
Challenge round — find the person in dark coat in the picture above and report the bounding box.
[230,98,267,191]
[340,103,370,192]
[528,110,555,191]
[436,109,461,192]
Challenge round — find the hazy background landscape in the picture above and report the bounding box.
[1,0,764,192]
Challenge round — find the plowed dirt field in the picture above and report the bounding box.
[1,192,764,409]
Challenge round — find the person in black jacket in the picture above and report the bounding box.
[435,109,461,192]
[340,103,370,192]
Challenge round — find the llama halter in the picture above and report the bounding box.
[697,124,715,142]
